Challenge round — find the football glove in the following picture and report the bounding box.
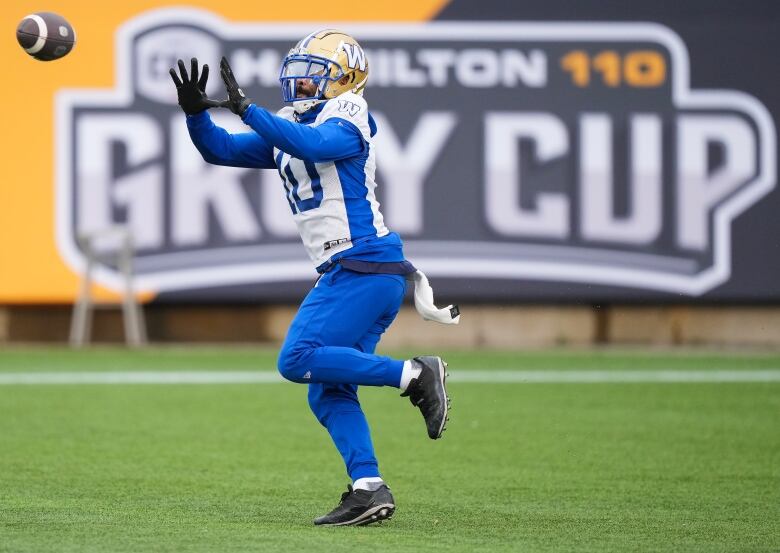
[219,56,252,116]
[169,58,223,116]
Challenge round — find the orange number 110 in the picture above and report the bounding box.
[560,50,666,87]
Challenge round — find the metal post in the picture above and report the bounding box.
[69,226,147,347]
[119,232,147,346]
[69,237,94,348]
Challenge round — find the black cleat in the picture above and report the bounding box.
[401,356,450,439]
[313,485,395,526]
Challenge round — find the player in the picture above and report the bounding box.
[169,30,459,526]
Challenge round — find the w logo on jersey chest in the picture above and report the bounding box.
[338,100,361,117]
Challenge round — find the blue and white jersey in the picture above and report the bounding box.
[186,93,403,269]
[272,94,388,265]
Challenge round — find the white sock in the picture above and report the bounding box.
[399,360,421,391]
[353,477,384,491]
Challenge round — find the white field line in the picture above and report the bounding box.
[0,370,778,385]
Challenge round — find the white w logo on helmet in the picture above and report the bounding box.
[342,43,366,71]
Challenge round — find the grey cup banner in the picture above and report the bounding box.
[57,3,779,303]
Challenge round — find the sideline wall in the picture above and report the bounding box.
[0,305,777,348]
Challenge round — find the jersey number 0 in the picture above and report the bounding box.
[276,152,324,214]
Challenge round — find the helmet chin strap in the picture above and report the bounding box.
[293,99,323,114]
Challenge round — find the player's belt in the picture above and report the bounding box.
[316,258,417,276]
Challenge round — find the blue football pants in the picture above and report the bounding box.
[277,265,406,480]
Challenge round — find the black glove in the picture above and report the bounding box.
[219,56,252,116]
[169,58,222,116]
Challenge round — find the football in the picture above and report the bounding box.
[16,12,76,61]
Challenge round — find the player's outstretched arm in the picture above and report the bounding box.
[217,56,366,162]
[186,115,276,169]
[243,107,366,163]
[171,57,274,168]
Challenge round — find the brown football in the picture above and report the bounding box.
[16,12,76,61]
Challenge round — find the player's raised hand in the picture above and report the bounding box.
[169,58,223,115]
[219,56,252,116]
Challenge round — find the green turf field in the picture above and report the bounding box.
[0,347,778,552]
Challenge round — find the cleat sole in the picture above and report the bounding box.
[321,504,396,527]
[434,357,450,439]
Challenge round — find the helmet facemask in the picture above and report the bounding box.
[279,30,369,114]
[279,53,344,113]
